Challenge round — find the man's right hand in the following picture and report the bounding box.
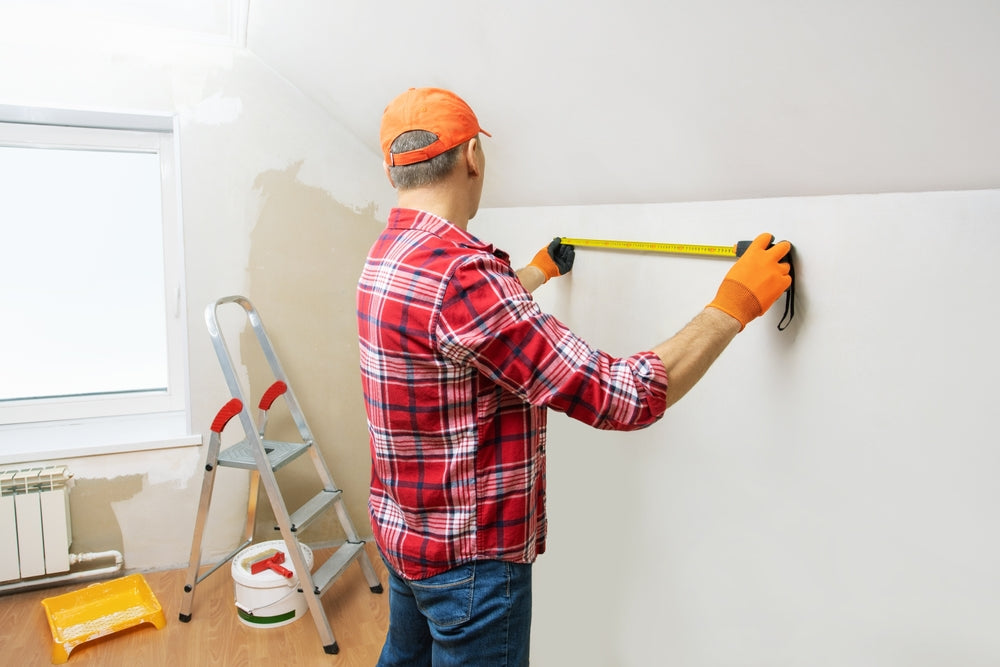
[707,233,792,330]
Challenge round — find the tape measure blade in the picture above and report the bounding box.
[560,237,735,257]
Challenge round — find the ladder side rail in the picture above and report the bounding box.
[234,406,273,475]
[331,500,365,544]
[205,298,252,407]
[241,379,289,543]
[180,398,249,622]
[328,494,382,591]
[206,299,314,491]
[258,379,337,493]
[256,380,287,437]
[303,443,341,499]
[232,395,341,652]
[248,336,341,496]
[211,297,332,494]
[204,300,262,472]
[261,366,315,447]
[178,425,222,620]
[251,422,340,652]
[238,298,321,448]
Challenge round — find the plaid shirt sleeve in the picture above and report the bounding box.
[437,252,668,430]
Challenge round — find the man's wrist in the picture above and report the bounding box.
[703,305,744,334]
[523,264,548,284]
[516,264,548,293]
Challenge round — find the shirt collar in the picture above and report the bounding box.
[388,208,510,262]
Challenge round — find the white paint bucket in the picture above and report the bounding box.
[231,540,314,628]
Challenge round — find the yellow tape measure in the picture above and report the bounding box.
[558,236,796,331]
[558,237,737,258]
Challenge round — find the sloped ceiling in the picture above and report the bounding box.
[1,0,240,44]
[246,1,1000,208]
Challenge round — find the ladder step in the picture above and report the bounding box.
[285,489,342,532]
[217,439,309,471]
[310,542,365,596]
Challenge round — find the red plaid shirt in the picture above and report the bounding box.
[357,208,668,580]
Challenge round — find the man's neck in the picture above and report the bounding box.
[396,186,470,231]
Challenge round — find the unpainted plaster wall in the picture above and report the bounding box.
[240,162,381,543]
[1,32,392,570]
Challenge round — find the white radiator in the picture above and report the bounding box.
[0,466,73,582]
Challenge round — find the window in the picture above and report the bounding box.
[0,109,196,462]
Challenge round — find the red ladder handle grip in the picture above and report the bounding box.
[258,381,288,411]
[211,398,244,433]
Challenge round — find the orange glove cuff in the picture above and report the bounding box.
[708,280,762,331]
[528,247,560,282]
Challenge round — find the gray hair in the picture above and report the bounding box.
[388,130,465,190]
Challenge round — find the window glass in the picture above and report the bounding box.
[0,145,168,401]
[0,115,190,459]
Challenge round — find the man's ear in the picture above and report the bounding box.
[464,138,481,177]
[383,161,397,188]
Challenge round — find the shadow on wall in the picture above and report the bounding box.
[239,161,383,544]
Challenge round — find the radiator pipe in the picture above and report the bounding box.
[0,549,124,596]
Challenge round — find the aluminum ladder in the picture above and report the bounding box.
[178,295,382,655]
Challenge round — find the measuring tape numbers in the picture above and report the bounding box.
[558,237,737,258]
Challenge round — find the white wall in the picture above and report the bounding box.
[476,189,1000,666]
[0,28,391,570]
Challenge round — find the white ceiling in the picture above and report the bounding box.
[6,1,997,207]
[13,1,996,208]
[24,1,993,209]
[243,1,1000,209]
[1,0,242,44]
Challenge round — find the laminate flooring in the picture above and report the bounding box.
[0,542,388,666]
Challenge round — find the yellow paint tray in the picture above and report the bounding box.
[40,573,166,663]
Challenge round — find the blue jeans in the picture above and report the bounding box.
[377,555,532,667]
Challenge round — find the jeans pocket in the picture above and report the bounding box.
[410,563,475,627]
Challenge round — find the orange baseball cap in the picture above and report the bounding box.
[380,87,491,167]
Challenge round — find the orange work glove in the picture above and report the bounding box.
[708,233,792,330]
[529,238,575,283]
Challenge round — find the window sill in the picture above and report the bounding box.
[0,411,202,465]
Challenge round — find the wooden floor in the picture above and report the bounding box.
[0,543,388,666]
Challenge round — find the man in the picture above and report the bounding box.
[357,87,791,666]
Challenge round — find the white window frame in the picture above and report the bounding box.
[0,107,198,463]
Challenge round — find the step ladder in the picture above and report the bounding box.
[178,295,382,655]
